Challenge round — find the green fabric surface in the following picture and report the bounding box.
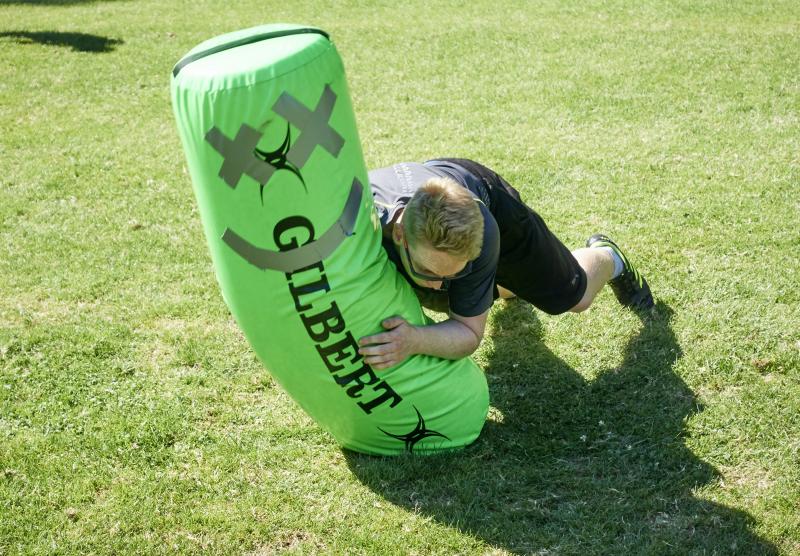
[171,24,488,454]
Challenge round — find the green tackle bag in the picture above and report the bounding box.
[170,24,489,454]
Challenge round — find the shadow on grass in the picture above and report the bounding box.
[0,31,122,52]
[346,302,777,554]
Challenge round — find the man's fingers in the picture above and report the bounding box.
[381,316,405,329]
[358,343,390,357]
[358,316,409,370]
[358,332,390,346]
[359,317,406,346]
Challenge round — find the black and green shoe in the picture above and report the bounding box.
[587,234,654,310]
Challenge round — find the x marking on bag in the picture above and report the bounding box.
[204,85,345,190]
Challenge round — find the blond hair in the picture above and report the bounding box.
[404,177,484,260]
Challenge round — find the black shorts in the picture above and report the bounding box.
[433,158,587,315]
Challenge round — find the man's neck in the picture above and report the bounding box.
[383,207,404,241]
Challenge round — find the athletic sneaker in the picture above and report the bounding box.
[586,234,654,310]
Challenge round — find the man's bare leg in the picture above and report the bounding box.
[497,285,516,299]
[497,239,650,312]
[568,247,615,313]
[496,248,611,307]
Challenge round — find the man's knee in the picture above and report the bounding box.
[569,297,592,313]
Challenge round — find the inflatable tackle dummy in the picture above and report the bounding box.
[171,24,489,454]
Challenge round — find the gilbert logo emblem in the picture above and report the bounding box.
[204,84,344,196]
[380,406,449,453]
[252,122,304,201]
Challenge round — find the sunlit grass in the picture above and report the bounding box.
[1,0,799,553]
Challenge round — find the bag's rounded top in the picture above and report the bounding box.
[172,24,331,88]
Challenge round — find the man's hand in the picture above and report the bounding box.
[358,316,419,370]
[358,309,489,370]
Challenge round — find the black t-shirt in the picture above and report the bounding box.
[368,161,500,317]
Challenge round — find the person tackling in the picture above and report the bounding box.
[358,158,653,369]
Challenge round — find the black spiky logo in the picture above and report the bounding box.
[379,406,449,453]
[253,122,306,203]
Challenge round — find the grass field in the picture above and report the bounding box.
[2,0,799,554]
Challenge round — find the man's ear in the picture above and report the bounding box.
[392,212,404,244]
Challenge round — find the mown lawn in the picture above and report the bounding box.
[1,0,799,554]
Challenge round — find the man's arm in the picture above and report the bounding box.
[357,309,489,370]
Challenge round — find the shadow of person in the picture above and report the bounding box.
[0,31,122,52]
[345,301,777,554]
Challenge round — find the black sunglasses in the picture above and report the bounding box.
[403,239,473,281]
